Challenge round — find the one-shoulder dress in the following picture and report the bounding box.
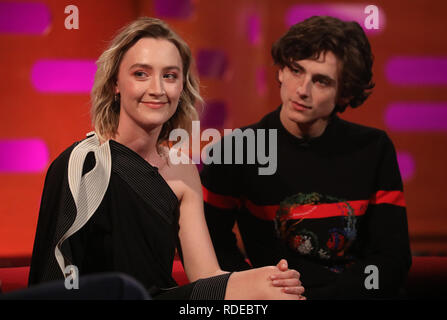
[28,133,230,299]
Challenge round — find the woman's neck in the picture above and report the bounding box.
[114,123,163,163]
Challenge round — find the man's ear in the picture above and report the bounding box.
[277,68,284,84]
[337,96,351,108]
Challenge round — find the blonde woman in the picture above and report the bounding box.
[29,17,305,300]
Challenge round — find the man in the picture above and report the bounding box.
[201,16,412,299]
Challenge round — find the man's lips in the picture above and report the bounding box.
[292,101,312,110]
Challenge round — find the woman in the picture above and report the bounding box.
[28,17,305,300]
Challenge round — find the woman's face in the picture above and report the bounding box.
[115,37,184,135]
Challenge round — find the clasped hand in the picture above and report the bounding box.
[270,259,306,299]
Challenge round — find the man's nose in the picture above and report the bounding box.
[296,76,311,99]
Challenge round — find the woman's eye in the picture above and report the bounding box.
[164,73,178,80]
[134,71,147,77]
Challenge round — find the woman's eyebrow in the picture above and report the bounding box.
[129,63,151,70]
[129,63,181,71]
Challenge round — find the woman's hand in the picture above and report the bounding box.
[270,259,306,299]
[225,264,305,300]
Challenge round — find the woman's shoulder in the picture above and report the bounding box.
[46,141,80,173]
[159,146,202,201]
[45,134,99,179]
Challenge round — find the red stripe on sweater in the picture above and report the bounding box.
[202,187,405,220]
[370,190,406,207]
[202,186,241,209]
[245,199,369,221]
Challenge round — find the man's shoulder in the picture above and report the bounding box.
[336,117,387,140]
[214,108,278,151]
[332,117,395,153]
[240,108,279,131]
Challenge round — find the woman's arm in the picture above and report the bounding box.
[172,160,305,299]
[175,161,228,281]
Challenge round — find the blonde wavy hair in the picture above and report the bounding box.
[91,17,201,144]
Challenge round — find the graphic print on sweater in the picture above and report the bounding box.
[274,192,365,272]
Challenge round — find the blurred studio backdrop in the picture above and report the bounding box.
[0,0,446,266]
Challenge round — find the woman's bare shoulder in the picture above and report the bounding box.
[159,146,201,201]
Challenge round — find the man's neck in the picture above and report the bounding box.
[279,111,330,139]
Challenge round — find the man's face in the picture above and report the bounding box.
[278,51,341,137]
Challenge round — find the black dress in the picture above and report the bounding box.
[28,134,230,299]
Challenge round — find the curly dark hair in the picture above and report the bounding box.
[271,16,375,113]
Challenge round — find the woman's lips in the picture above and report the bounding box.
[141,101,167,109]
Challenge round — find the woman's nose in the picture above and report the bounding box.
[148,76,164,97]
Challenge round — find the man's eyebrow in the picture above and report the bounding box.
[292,62,336,84]
[129,63,181,71]
[313,73,336,84]
[291,61,305,71]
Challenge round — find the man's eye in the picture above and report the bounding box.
[314,78,330,86]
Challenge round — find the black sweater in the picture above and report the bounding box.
[201,106,412,299]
